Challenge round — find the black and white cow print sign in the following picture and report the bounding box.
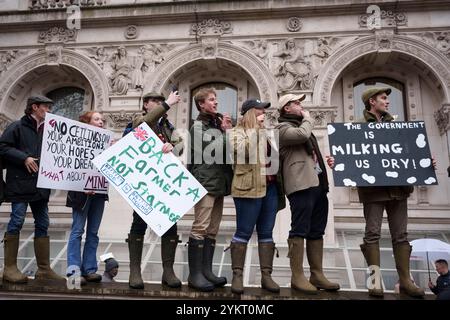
[327,121,438,187]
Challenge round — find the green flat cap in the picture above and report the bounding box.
[361,87,391,106]
[142,92,165,101]
[27,95,54,106]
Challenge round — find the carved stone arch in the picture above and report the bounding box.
[146,42,278,104]
[313,34,450,106]
[0,48,110,114]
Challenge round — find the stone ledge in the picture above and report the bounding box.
[0,278,435,300]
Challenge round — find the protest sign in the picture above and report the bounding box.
[37,113,113,193]
[92,122,207,237]
[327,121,438,187]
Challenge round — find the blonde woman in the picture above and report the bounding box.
[229,99,285,294]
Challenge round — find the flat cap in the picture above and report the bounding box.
[27,95,54,106]
[143,91,165,101]
[361,87,391,106]
[278,93,306,111]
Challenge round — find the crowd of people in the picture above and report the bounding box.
[0,87,448,299]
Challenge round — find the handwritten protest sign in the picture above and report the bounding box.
[37,113,113,193]
[92,122,207,237]
[327,121,438,187]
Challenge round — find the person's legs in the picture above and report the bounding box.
[361,201,385,296]
[288,189,314,238]
[230,196,262,294]
[203,196,227,286]
[161,223,181,288]
[188,194,215,291]
[387,199,424,298]
[67,202,88,272]
[233,197,262,243]
[30,199,64,281]
[286,189,317,294]
[127,211,147,289]
[7,202,28,235]
[305,187,340,291]
[82,196,105,278]
[30,199,49,238]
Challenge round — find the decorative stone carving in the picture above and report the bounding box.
[201,37,219,59]
[29,0,106,10]
[84,46,108,69]
[148,43,277,104]
[190,19,232,36]
[309,109,337,128]
[264,109,279,128]
[108,46,132,95]
[375,29,394,51]
[44,45,63,65]
[359,10,407,28]
[0,50,27,75]
[38,26,77,44]
[244,39,270,66]
[131,44,165,89]
[434,104,450,136]
[124,25,138,40]
[272,38,313,91]
[314,35,450,106]
[106,110,135,129]
[286,17,303,32]
[0,113,13,134]
[418,32,450,59]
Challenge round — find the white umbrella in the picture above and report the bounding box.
[410,238,450,280]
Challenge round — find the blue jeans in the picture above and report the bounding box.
[232,183,278,243]
[7,200,49,237]
[287,186,328,240]
[67,194,105,276]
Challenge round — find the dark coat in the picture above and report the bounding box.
[431,272,450,295]
[188,112,233,197]
[357,110,413,203]
[0,115,50,202]
[66,191,108,211]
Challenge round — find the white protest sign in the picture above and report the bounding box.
[37,113,114,193]
[92,122,207,237]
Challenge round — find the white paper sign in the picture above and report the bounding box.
[37,113,114,193]
[92,122,207,236]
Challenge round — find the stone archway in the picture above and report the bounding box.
[0,48,110,116]
[146,42,278,104]
[313,34,450,106]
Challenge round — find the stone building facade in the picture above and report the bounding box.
[1,0,450,247]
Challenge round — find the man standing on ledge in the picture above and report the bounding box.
[0,95,65,283]
[354,87,427,298]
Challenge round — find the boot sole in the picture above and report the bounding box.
[291,284,318,295]
[262,285,280,293]
[129,283,145,289]
[162,280,182,288]
[188,283,215,292]
[399,288,425,298]
[231,288,244,294]
[3,277,28,284]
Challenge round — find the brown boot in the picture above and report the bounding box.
[258,242,280,293]
[360,243,384,297]
[287,237,317,294]
[161,234,182,288]
[306,239,340,291]
[393,242,425,298]
[230,242,247,294]
[34,236,65,281]
[127,233,144,289]
[2,233,28,283]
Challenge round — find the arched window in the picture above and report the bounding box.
[353,78,406,121]
[46,87,85,120]
[190,83,238,127]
